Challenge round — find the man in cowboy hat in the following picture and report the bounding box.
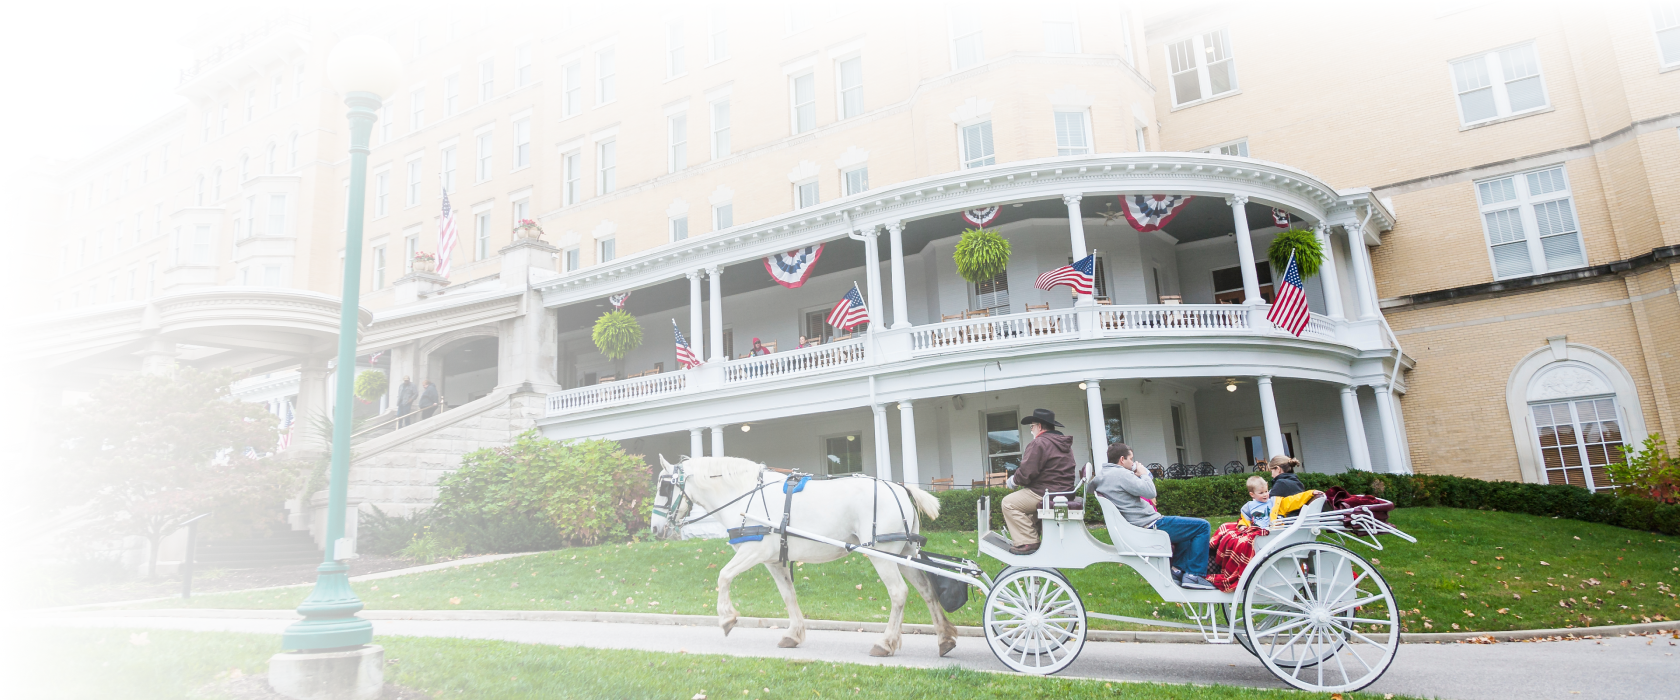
[1001,408,1077,554]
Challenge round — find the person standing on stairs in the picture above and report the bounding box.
[397,376,417,427]
[419,379,440,420]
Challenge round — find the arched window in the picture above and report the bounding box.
[289,132,299,168]
[212,167,222,200]
[1506,343,1646,491]
[195,174,206,206]
[267,142,276,174]
[239,154,249,182]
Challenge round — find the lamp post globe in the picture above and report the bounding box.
[279,34,400,654]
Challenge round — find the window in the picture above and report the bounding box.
[372,245,387,288]
[598,237,616,263]
[1120,11,1135,66]
[1532,397,1624,490]
[153,204,163,237]
[288,133,298,168]
[1452,42,1548,125]
[563,150,582,204]
[513,119,531,169]
[670,216,689,241]
[1477,166,1586,278]
[960,120,995,168]
[713,202,733,230]
[161,144,170,173]
[266,142,276,173]
[410,88,425,130]
[195,174,205,206]
[374,171,389,216]
[220,103,228,134]
[212,167,222,200]
[479,59,495,102]
[127,269,136,299]
[787,5,814,33]
[985,411,1023,473]
[951,14,984,69]
[406,158,422,206]
[842,167,868,196]
[563,61,583,116]
[269,194,286,235]
[836,56,863,119]
[404,230,419,272]
[795,180,819,209]
[147,261,156,297]
[141,155,150,183]
[202,111,212,142]
[1054,111,1091,155]
[1168,28,1238,107]
[441,146,457,192]
[264,265,282,287]
[242,196,255,239]
[596,49,616,104]
[1212,263,1274,304]
[1102,403,1125,446]
[1170,403,1189,465]
[597,139,616,194]
[515,44,533,87]
[1657,4,1680,68]
[512,198,529,223]
[710,99,731,157]
[709,10,728,62]
[790,72,816,134]
[192,225,212,264]
[475,210,492,259]
[1205,139,1249,157]
[444,74,459,115]
[380,103,393,142]
[564,247,580,271]
[239,154,250,182]
[1043,4,1079,53]
[476,132,493,181]
[668,113,687,172]
[667,20,686,77]
[295,63,304,97]
[823,434,863,475]
[974,266,1009,313]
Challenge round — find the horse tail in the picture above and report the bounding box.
[904,484,940,522]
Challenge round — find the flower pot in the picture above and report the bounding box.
[514,223,544,240]
[414,258,435,273]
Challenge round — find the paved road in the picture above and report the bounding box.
[36,616,1680,700]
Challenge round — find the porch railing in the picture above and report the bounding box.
[1302,313,1336,341]
[724,338,866,384]
[546,370,688,415]
[908,308,1082,354]
[1095,304,1251,333]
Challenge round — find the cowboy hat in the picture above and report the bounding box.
[1021,408,1064,428]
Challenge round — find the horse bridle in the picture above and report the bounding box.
[654,460,775,531]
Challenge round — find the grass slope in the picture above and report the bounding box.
[22,628,1416,700]
[137,508,1679,633]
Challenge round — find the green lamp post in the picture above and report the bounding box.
[281,35,403,652]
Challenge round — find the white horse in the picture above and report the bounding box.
[651,455,959,658]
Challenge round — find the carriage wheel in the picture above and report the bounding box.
[983,567,1086,675]
[1242,542,1399,693]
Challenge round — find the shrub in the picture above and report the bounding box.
[359,506,432,556]
[1605,435,1680,504]
[953,228,1011,284]
[354,370,388,403]
[399,532,463,564]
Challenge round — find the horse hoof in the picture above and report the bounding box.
[778,637,800,648]
[721,619,736,636]
[869,644,893,657]
[938,639,957,657]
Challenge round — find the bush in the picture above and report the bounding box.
[359,506,432,556]
[398,532,463,564]
[1605,435,1680,504]
[427,431,652,553]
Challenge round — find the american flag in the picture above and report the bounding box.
[244,446,261,459]
[435,185,458,279]
[1266,251,1311,336]
[1035,254,1095,295]
[276,398,295,451]
[673,319,701,369]
[826,283,870,332]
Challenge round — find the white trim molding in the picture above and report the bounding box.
[1504,341,1648,485]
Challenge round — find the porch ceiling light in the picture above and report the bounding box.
[1077,382,1088,391]
[1226,379,1239,393]
[741,424,751,432]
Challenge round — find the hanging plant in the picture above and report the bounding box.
[1267,228,1324,279]
[953,228,1012,284]
[592,310,644,360]
[354,370,388,403]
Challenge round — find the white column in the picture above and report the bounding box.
[1372,384,1409,473]
[1084,379,1106,465]
[1063,194,1092,306]
[1256,375,1286,461]
[709,424,726,457]
[687,270,706,360]
[860,228,884,329]
[1346,223,1380,320]
[1229,196,1263,305]
[706,265,725,362]
[887,221,910,329]
[872,404,893,481]
[1339,385,1373,472]
[1314,223,1346,320]
[689,427,705,460]
[898,401,920,486]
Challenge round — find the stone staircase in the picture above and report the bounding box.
[197,531,322,569]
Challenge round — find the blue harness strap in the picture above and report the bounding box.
[783,476,810,494]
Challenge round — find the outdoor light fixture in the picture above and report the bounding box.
[1226,379,1239,392]
[1077,382,1088,391]
[741,424,751,432]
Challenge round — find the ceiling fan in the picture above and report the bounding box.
[1217,378,1250,393]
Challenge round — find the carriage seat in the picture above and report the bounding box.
[1093,492,1171,556]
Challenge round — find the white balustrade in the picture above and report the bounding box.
[1302,313,1337,341]
[723,338,867,384]
[546,371,688,416]
[908,308,1081,354]
[1094,304,1251,334]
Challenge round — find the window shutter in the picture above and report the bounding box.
[975,268,1009,312]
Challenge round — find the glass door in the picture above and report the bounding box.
[985,411,1022,476]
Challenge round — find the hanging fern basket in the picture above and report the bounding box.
[1267,229,1325,279]
[353,370,388,403]
[953,228,1012,284]
[592,310,644,360]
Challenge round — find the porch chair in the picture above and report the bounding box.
[1145,463,1165,479]
[1222,460,1246,475]
[971,471,1009,488]
[651,362,663,373]
[1195,461,1216,477]
[940,312,965,322]
[930,477,954,492]
[1165,463,1186,479]
[1022,302,1059,335]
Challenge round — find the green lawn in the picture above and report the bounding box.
[129,508,1679,633]
[23,628,1417,700]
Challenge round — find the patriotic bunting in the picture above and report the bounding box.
[1035,254,1096,296]
[1120,194,1193,232]
[764,244,825,289]
[673,319,702,369]
[1272,208,1291,228]
[827,283,870,332]
[609,291,632,309]
[1266,251,1311,337]
[962,206,1002,227]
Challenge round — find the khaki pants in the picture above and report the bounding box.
[1001,488,1043,547]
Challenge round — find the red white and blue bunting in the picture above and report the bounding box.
[1121,194,1193,232]
[608,291,631,309]
[764,244,825,289]
[1272,208,1291,228]
[961,206,1002,227]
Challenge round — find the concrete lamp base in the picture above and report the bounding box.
[268,645,384,700]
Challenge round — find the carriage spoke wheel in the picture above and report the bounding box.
[983,568,1086,675]
[1242,542,1399,693]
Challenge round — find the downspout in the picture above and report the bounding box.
[1360,204,1412,472]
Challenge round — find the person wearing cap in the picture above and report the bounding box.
[1000,408,1077,554]
[750,337,772,356]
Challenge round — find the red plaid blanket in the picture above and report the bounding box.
[1205,521,1265,592]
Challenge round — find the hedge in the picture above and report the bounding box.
[921,471,1680,536]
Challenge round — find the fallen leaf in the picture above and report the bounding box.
[1540,561,1551,566]
[449,597,462,605]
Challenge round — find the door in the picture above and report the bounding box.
[985,410,1023,475]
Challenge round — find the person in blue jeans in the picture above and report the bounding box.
[1088,442,1214,590]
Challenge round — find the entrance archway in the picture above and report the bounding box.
[429,335,498,407]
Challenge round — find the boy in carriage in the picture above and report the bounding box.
[1089,442,1216,590]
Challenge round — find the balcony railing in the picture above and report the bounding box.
[547,371,688,415]
[909,308,1081,354]
[1094,304,1251,333]
[724,338,866,384]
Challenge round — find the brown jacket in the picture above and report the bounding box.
[1013,431,1077,496]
